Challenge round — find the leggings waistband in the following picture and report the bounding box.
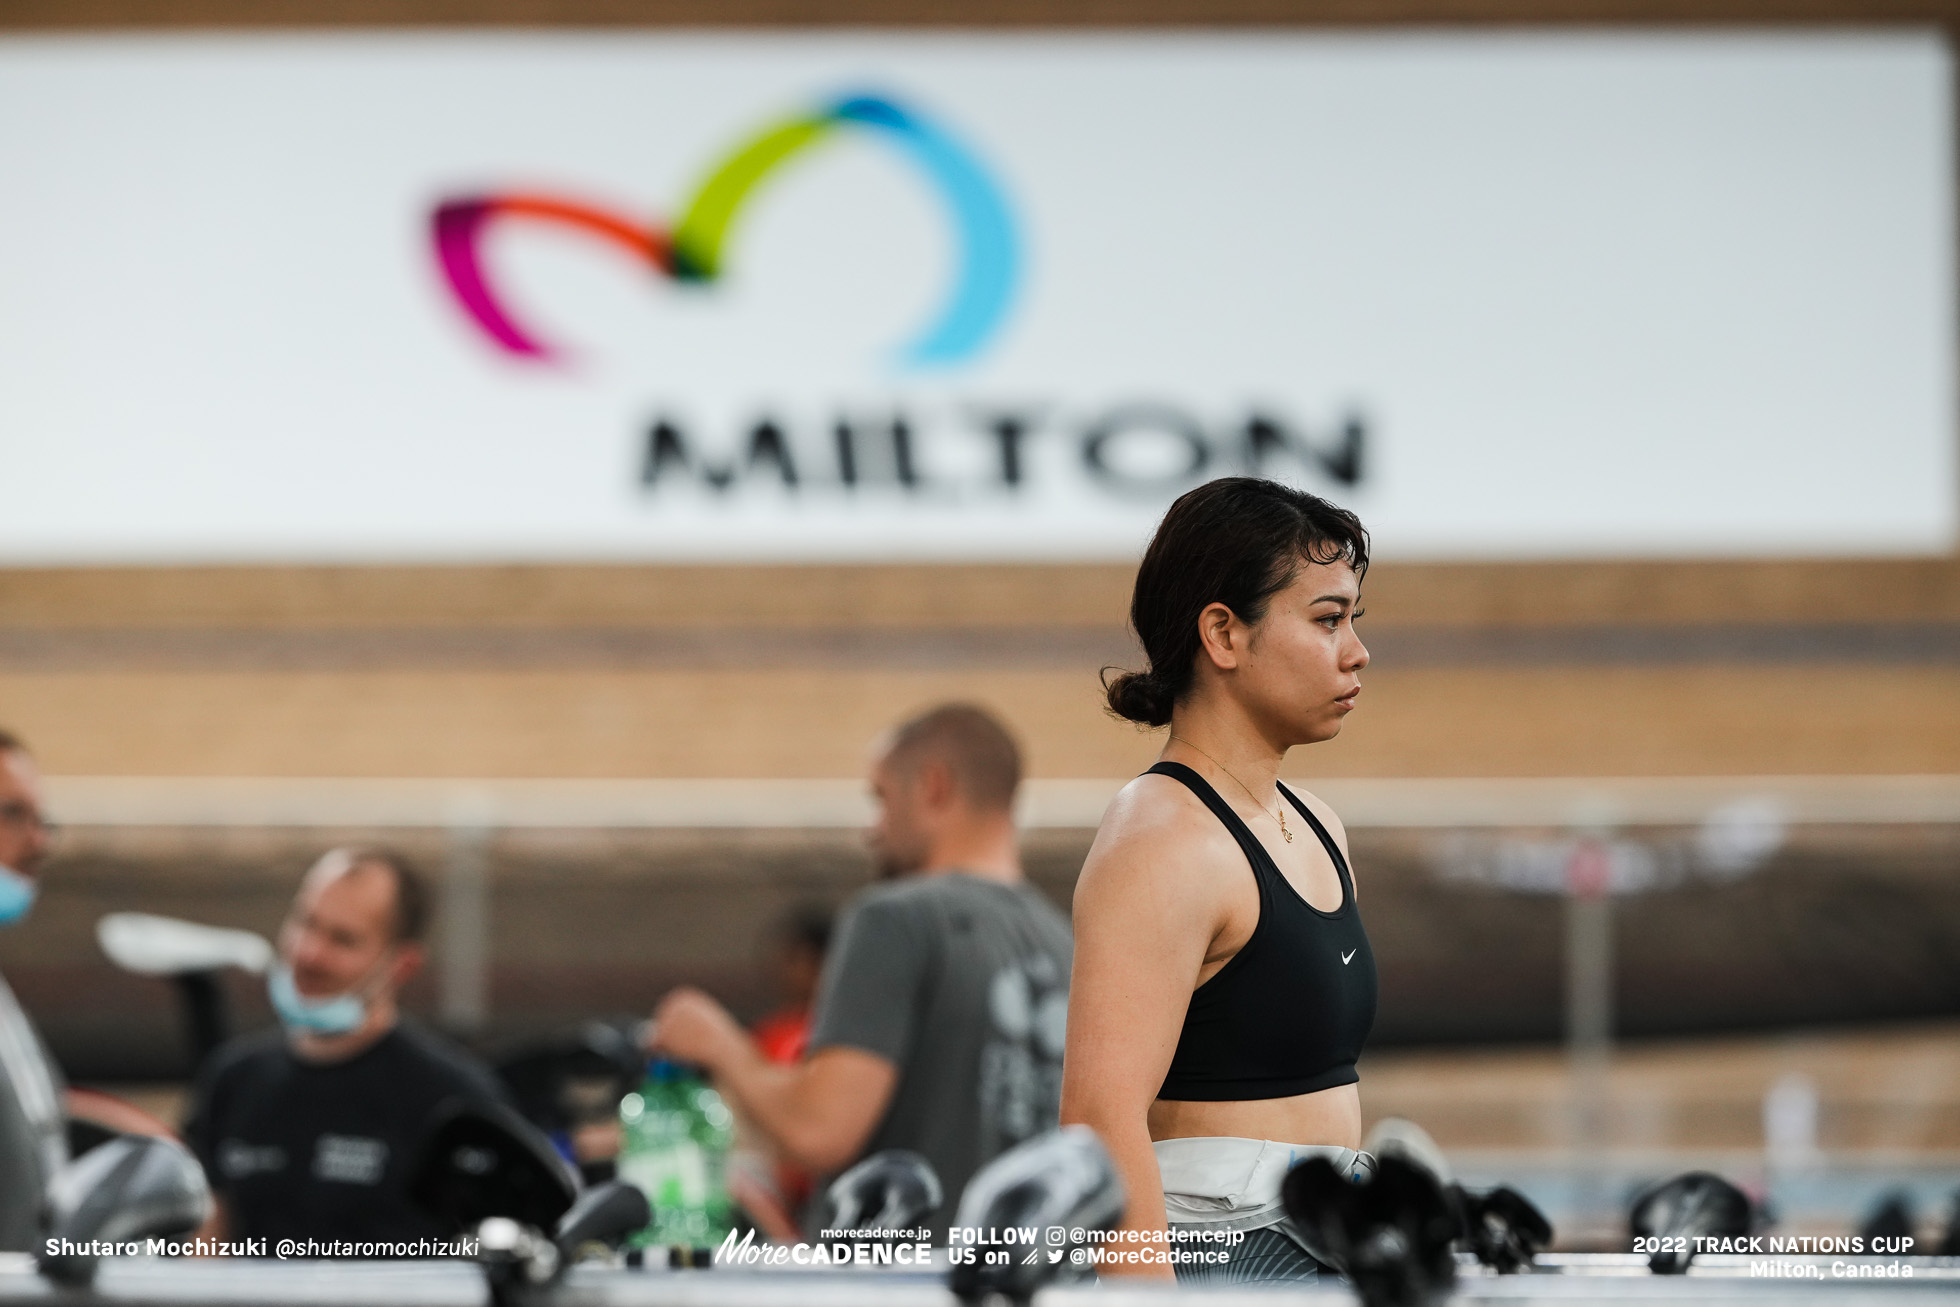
[1154,1136,1374,1234]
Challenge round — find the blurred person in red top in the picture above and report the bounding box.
[725,905,832,1237]
[750,906,831,1066]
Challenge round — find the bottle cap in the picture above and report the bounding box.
[646,1056,706,1081]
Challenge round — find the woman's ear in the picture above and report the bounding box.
[1195,602,1243,671]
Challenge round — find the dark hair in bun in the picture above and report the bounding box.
[1102,477,1369,728]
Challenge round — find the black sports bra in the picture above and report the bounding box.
[1152,761,1377,1101]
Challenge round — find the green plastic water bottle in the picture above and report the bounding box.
[616,1059,735,1250]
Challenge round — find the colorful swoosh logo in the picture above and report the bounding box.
[432,92,1021,368]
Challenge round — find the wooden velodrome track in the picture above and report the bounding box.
[2,559,1956,781]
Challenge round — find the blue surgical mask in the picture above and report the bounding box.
[0,865,36,927]
[268,963,368,1036]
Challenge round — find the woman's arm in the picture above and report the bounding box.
[1060,782,1224,1281]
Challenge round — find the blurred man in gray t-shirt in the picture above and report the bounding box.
[649,704,1072,1237]
[809,859,1071,1223]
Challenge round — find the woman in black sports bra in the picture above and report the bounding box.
[1061,477,1375,1284]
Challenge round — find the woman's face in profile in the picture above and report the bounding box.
[1237,557,1369,744]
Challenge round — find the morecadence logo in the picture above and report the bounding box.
[431,91,1020,369]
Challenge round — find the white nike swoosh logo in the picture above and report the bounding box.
[1341,950,1356,964]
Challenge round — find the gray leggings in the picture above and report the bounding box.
[1172,1227,1324,1285]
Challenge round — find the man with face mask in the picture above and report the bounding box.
[0,730,67,1251]
[183,847,505,1245]
[648,704,1073,1238]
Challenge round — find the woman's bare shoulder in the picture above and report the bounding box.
[1075,772,1237,905]
[1094,771,1223,847]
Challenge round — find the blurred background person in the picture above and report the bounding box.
[727,904,833,1236]
[646,704,1071,1238]
[750,904,831,1067]
[0,730,66,1252]
[184,847,506,1245]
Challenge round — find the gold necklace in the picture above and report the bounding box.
[1169,736,1292,843]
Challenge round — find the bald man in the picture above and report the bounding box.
[650,704,1073,1236]
[184,848,506,1246]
